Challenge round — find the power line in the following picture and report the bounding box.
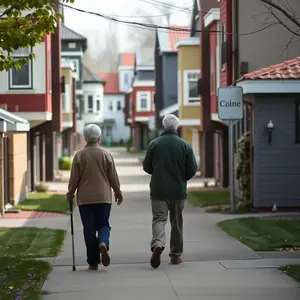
[59,2,282,37]
[137,0,194,13]
[61,1,193,19]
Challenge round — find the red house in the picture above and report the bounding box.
[0,21,63,189]
[127,48,155,150]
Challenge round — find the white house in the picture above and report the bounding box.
[81,65,105,128]
[99,72,130,144]
[118,53,135,93]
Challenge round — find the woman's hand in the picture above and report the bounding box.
[114,193,123,206]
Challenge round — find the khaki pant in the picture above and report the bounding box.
[151,199,185,257]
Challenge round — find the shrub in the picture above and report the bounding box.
[35,182,49,192]
[59,156,72,170]
[126,139,132,152]
[236,131,251,204]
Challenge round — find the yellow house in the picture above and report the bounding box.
[61,60,76,157]
[176,38,201,166]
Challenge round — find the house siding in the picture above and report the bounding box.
[162,54,178,108]
[61,55,82,90]
[253,94,300,208]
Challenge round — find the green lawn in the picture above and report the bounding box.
[188,189,230,207]
[0,257,51,300]
[280,265,300,282]
[218,218,300,251]
[0,227,65,258]
[15,193,69,214]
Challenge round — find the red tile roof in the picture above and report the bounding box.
[241,57,300,80]
[168,26,190,51]
[99,72,120,94]
[120,53,135,66]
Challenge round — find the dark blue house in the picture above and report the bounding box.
[154,27,189,131]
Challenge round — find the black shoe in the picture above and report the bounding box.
[150,245,163,268]
[100,242,110,267]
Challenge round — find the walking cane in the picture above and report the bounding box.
[70,201,76,271]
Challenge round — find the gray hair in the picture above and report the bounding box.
[162,114,180,131]
[83,124,101,143]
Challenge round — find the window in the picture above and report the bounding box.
[9,47,33,89]
[87,95,93,113]
[220,24,227,70]
[137,92,150,112]
[68,42,76,49]
[108,101,113,111]
[96,99,100,112]
[295,100,300,143]
[117,100,121,110]
[184,70,201,106]
[124,73,129,85]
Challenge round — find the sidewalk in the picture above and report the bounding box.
[42,148,300,299]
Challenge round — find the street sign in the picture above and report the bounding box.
[217,86,244,214]
[218,86,243,120]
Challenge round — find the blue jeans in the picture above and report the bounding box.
[79,203,112,265]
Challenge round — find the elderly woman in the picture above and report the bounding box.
[66,124,123,271]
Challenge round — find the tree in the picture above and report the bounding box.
[260,0,300,36]
[0,0,74,71]
[125,0,192,50]
[94,23,120,72]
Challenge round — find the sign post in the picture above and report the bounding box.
[217,86,243,214]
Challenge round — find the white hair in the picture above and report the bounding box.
[162,114,180,131]
[83,124,101,143]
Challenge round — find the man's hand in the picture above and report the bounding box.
[114,193,123,206]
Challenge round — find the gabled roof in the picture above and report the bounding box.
[157,26,190,52]
[83,65,105,84]
[239,57,300,81]
[61,24,87,51]
[119,53,135,67]
[99,72,121,94]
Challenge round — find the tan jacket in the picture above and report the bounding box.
[66,144,121,205]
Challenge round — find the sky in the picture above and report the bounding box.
[63,0,194,53]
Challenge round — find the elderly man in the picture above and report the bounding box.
[143,114,197,268]
[66,124,123,271]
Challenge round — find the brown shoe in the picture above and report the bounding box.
[88,264,98,271]
[150,245,163,269]
[170,256,182,265]
[100,242,110,267]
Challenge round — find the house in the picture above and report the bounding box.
[81,65,106,139]
[129,47,156,150]
[0,109,30,215]
[61,60,77,156]
[118,53,135,93]
[192,0,219,181]
[175,37,201,168]
[61,23,87,139]
[199,0,300,187]
[0,33,55,189]
[154,27,189,131]
[100,72,130,144]
[236,57,300,209]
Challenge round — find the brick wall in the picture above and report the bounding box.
[7,132,28,204]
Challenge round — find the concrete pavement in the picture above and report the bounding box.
[43,148,300,299]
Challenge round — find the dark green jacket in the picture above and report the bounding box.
[143,130,198,200]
